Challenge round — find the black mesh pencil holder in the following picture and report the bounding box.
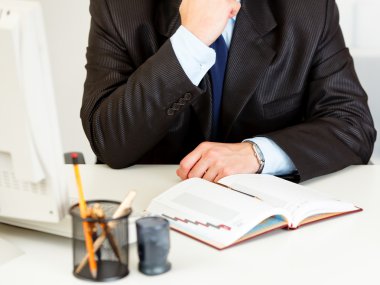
[69,200,130,282]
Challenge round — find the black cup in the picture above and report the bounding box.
[136,216,171,275]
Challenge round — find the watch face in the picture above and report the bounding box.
[257,148,265,163]
[253,143,264,163]
[247,142,264,174]
[244,141,265,173]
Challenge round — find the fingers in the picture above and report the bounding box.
[177,142,260,182]
[177,142,216,180]
[177,143,207,180]
[178,155,219,182]
[179,0,241,45]
[177,142,221,181]
[188,159,209,179]
[201,167,219,182]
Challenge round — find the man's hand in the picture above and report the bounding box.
[179,0,241,46]
[176,142,260,182]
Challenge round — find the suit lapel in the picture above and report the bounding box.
[219,0,277,140]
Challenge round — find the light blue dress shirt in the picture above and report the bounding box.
[170,15,296,176]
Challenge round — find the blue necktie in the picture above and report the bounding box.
[210,35,228,140]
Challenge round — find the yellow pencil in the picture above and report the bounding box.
[71,153,97,279]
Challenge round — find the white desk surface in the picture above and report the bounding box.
[0,165,379,285]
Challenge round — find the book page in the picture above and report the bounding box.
[219,174,359,228]
[146,178,289,249]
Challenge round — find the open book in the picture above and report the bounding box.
[146,174,361,249]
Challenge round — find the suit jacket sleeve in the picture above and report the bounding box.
[266,0,376,181]
[81,0,203,168]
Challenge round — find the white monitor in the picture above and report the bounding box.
[0,0,68,223]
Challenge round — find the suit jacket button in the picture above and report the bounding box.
[184,93,192,100]
[172,103,181,110]
[167,108,175,116]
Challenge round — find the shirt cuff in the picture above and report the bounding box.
[170,26,215,86]
[244,137,297,176]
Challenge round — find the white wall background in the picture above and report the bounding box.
[29,0,380,164]
[25,0,94,162]
[336,0,380,163]
[337,0,380,48]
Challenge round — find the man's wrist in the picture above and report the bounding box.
[246,137,297,176]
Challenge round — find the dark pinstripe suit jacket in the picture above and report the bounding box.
[81,0,376,181]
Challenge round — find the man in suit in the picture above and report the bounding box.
[81,0,376,182]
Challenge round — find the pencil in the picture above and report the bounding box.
[75,191,136,274]
[93,204,122,262]
[71,153,97,279]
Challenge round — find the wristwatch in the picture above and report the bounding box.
[246,141,265,174]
